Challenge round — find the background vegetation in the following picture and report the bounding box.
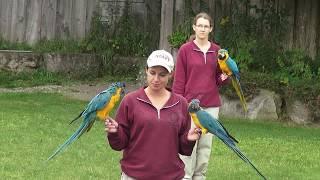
[0,3,154,78]
[167,1,320,123]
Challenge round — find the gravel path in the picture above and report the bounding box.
[0,82,140,101]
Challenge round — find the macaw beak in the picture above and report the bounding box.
[121,87,127,98]
[120,82,126,97]
[218,53,225,60]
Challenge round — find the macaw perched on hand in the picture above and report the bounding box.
[47,82,126,161]
[218,49,247,113]
[188,99,266,180]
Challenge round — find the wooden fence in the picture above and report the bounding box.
[170,0,320,58]
[0,0,319,58]
[209,0,320,58]
[0,0,98,44]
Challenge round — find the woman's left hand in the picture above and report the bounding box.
[187,127,201,141]
[220,73,229,81]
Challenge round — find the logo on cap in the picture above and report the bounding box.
[147,50,174,73]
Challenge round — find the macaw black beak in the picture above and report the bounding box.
[120,82,126,97]
[218,54,225,60]
[121,88,126,97]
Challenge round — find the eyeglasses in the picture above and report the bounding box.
[195,24,211,29]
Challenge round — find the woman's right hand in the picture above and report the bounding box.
[187,127,201,141]
[105,117,119,133]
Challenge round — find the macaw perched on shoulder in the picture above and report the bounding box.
[188,99,266,180]
[47,82,126,161]
[218,49,247,113]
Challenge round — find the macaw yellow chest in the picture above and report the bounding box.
[218,60,232,76]
[190,113,208,134]
[96,88,122,120]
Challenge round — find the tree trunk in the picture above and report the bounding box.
[159,0,174,52]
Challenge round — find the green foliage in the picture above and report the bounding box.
[0,36,32,50]
[1,9,153,58]
[221,71,278,101]
[80,8,153,77]
[111,13,151,57]
[276,49,315,80]
[168,18,193,49]
[213,1,320,121]
[229,39,256,72]
[81,8,153,57]
[168,30,188,49]
[1,4,154,79]
[80,13,108,54]
[312,54,320,76]
[215,1,289,73]
[33,39,83,53]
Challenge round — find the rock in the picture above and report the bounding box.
[286,100,312,124]
[247,89,281,120]
[7,60,19,70]
[220,89,281,121]
[220,96,246,118]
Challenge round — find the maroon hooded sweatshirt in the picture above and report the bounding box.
[172,41,228,107]
[107,87,195,180]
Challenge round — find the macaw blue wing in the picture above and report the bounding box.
[69,89,112,125]
[84,89,113,119]
[226,56,240,80]
[196,110,238,144]
[195,110,266,179]
[47,82,125,161]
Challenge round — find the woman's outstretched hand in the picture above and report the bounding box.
[105,117,119,133]
[187,127,202,141]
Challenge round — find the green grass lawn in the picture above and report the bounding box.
[208,119,320,179]
[1,92,319,179]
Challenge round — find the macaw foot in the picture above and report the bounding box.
[201,129,208,134]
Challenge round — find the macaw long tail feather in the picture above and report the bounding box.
[69,110,84,124]
[47,122,89,161]
[231,76,248,113]
[224,140,267,180]
[217,120,239,143]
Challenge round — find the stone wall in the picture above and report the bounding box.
[43,53,103,78]
[0,50,145,78]
[0,50,42,72]
[0,50,103,78]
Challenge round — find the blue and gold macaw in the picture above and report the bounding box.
[47,82,126,160]
[218,49,247,113]
[188,99,266,180]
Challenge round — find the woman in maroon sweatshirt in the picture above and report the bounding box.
[105,50,201,180]
[172,12,229,179]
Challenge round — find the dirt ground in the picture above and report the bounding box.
[0,81,140,101]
